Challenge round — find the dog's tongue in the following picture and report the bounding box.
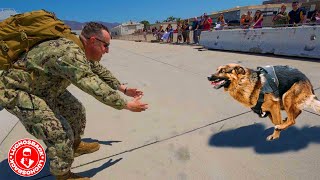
[211,80,225,87]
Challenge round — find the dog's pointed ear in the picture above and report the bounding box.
[235,66,245,75]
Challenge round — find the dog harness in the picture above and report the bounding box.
[251,66,280,118]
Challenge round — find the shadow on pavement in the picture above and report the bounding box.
[209,123,320,154]
[82,138,122,146]
[0,157,122,179]
[77,158,122,178]
[0,158,53,180]
[0,138,122,179]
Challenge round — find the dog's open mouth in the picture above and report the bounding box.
[211,79,227,89]
[208,76,230,89]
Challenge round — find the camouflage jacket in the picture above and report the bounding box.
[0,38,126,110]
[90,61,121,90]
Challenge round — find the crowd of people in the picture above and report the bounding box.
[148,1,319,45]
[151,13,213,45]
[241,1,320,29]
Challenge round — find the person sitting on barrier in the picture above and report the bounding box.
[315,10,320,24]
[252,10,264,29]
[240,14,247,28]
[288,1,306,25]
[242,11,253,29]
[272,4,289,27]
[215,13,226,30]
[310,10,320,24]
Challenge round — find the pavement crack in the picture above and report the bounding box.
[0,121,20,146]
[70,110,252,170]
[303,109,320,116]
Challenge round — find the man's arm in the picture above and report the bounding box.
[90,61,121,90]
[90,61,143,96]
[46,46,127,110]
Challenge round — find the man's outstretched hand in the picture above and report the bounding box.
[125,95,148,112]
[119,85,143,97]
[125,88,143,97]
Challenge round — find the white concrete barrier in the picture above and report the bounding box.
[200,26,320,59]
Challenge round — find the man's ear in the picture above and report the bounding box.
[89,37,96,44]
[235,66,245,75]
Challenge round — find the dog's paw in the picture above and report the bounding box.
[274,125,283,131]
[266,134,279,141]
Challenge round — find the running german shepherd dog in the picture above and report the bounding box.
[208,63,320,141]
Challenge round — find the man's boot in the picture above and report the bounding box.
[55,171,90,180]
[74,140,100,157]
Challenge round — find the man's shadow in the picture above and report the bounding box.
[0,158,53,180]
[77,158,122,178]
[0,138,122,179]
[209,123,320,154]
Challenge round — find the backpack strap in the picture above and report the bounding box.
[0,40,15,69]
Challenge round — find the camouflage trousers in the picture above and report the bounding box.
[4,90,86,176]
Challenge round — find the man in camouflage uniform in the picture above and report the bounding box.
[0,22,148,180]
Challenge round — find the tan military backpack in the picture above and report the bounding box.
[0,9,84,70]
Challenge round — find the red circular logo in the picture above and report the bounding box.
[8,138,46,177]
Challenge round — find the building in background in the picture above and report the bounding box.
[0,8,18,21]
[111,21,144,36]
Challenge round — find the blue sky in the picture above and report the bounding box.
[1,0,264,23]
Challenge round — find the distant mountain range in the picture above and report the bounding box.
[63,20,121,30]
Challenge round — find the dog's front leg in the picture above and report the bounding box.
[265,103,282,141]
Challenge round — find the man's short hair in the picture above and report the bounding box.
[292,1,299,4]
[81,22,109,39]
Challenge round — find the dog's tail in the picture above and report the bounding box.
[304,95,320,114]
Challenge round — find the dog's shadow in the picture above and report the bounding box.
[209,124,320,154]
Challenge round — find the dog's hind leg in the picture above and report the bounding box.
[275,82,308,131]
[275,106,301,131]
[295,80,320,114]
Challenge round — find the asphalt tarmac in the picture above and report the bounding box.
[1,40,320,180]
